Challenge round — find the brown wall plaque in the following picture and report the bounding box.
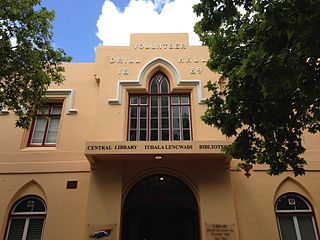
[205,223,236,240]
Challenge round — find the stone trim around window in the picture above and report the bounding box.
[45,89,78,115]
[0,89,78,116]
[108,57,206,105]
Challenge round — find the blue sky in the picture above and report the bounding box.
[42,0,200,62]
[42,0,106,62]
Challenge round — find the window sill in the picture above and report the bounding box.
[20,146,57,152]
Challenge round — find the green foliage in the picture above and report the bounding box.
[0,0,71,128]
[194,0,320,176]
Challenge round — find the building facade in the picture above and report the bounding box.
[0,33,319,240]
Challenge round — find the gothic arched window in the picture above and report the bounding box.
[6,196,47,240]
[128,72,192,141]
[276,193,318,240]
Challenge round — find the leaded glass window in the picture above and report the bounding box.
[128,72,192,141]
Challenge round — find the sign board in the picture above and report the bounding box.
[205,223,236,240]
[85,141,229,155]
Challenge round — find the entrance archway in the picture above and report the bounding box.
[122,174,199,240]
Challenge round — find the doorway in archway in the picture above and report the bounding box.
[122,174,199,240]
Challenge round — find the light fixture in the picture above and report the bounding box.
[154,155,162,160]
[159,177,165,181]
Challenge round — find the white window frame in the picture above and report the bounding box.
[6,197,47,240]
[276,193,319,240]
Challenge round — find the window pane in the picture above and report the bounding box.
[298,216,317,240]
[7,219,25,240]
[294,197,310,210]
[278,217,298,240]
[173,118,180,128]
[161,107,168,118]
[173,130,180,140]
[150,79,158,93]
[161,96,168,106]
[183,118,190,128]
[160,79,169,93]
[162,119,169,129]
[140,96,148,105]
[140,107,147,118]
[14,198,45,213]
[182,106,190,118]
[130,119,137,129]
[151,119,158,128]
[172,106,179,118]
[26,218,44,240]
[31,118,47,144]
[40,105,50,115]
[140,130,147,141]
[277,195,310,210]
[162,130,169,140]
[51,105,62,114]
[140,119,147,129]
[130,107,137,118]
[130,130,137,141]
[171,96,180,105]
[151,96,158,106]
[150,130,158,140]
[183,130,191,140]
[181,96,189,104]
[45,117,60,144]
[151,108,158,117]
[130,96,138,105]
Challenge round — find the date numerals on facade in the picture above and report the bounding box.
[190,67,202,74]
[118,68,129,75]
[118,67,201,75]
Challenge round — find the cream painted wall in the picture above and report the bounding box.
[0,33,319,240]
[0,172,90,239]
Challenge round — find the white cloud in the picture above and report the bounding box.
[96,0,201,46]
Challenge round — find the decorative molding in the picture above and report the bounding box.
[178,79,206,104]
[46,89,78,115]
[0,89,78,115]
[108,57,205,105]
[108,80,140,105]
[137,57,181,84]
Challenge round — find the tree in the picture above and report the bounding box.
[0,0,71,128]
[194,0,320,176]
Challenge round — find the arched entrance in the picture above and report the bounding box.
[122,174,199,240]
